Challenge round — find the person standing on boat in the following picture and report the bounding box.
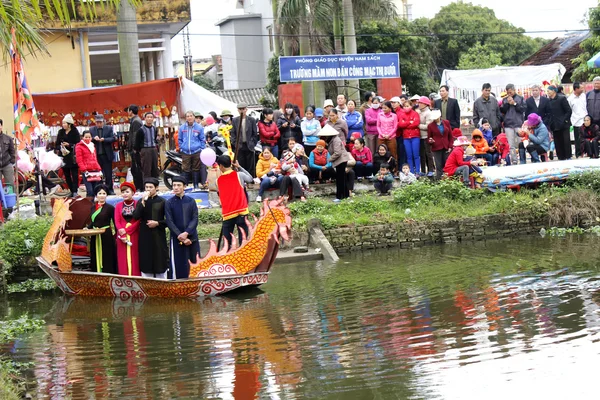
[165,176,199,279]
[88,184,116,274]
[115,182,140,277]
[132,177,169,279]
[216,155,250,250]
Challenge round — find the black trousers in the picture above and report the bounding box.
[237,147,256,178]
[221,215,249,250]
[309,167,334,182]
[97,153,114,193]
[279,175,303,198]
[62,166,79,195]
[432,150,449,180]
[130,152,143,191]
[573,125,581,158]
[553,127,572,160]
[374,181,393,194]
[335,162,349,200]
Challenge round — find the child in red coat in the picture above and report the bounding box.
[443,136,480,186]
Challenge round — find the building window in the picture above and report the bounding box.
[267,25,273,52]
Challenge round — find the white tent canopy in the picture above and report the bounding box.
[439,63,566,118]
[179,77,239,118]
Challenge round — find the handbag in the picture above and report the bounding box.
[346,153,356,167]
[86,171,103,182]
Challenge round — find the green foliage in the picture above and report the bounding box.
[392,178,484,208]
[356,18,438,95]
[0,217,53,276]
[193,74,217,91]
[0,315,45,343]
[7,279,56,294]
[266,56,281,102]
[429,2,546,70]
[564,170,600,192]
[572,7,600,82]
[0,361,21,400]
[457,42,502,70]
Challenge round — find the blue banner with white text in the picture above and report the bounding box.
[278,53,400,82]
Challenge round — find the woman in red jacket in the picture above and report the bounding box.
[76,130,103,197]
[258,108,281,157]
[427,110,454,180]
[398,102,421,174]
[443,136,479,186]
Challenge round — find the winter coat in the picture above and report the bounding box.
[301,118,321,145]
[256,154,279,179]
[548,94,572,132]
[471,131,490,154]
[481,127,493,144]
[178,122,206,154]
[473,96,501,131]
[373,144,397,172]
[326,119,349,143]
[586,90,600,123]
[364,107,381,136]
[327,136,350,168]
[492,133,510,159]
[443,146,471,176]
[528,123,551,152]
[76,141,102,173]
[427,120,453,152]
[418,107,433,139]
[377,112,398,140]
[580,124,600,141]
[351,146,373,164]
[55,128,81,168]
[343,111,364,140]
[0,132,15,168]
[398,108,421,139]
[500,94,526,128]
[309,149,331,169]
[257,120,280,147]
[276,114,302,143]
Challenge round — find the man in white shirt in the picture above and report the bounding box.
[335,94,348,119]
[568,82,587,158]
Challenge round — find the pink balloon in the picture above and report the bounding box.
[200,148,216,167]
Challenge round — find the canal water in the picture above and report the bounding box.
[4,235,600,399]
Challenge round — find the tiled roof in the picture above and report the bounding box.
[213,88,276,108]
[520,33,589,81]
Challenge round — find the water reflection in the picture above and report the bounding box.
[8,236,600,399]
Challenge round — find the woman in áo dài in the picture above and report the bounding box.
[89,184,116,274]
[115,182,141,276]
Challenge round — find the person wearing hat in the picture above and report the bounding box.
[115,182,141,277]
[443,136,480,186]
[126,104,144,191]
[178,110,207,189]
[308,139,334,183]
[427,109,453,180]
[547,85,572,160]
[194,112,203,125]
[202,115,219,141]
[319,124,351,202]
[473,83,502,136]
[219,109,234,128]
[313,107,326,131]
[88,184,117,274]
[409,94,421,107]
[434,85,461,130]
[165,175,199,279]
[89,113,116,194]
[231,102,259,177]
[323,99,335,122]
[133,177,169,279]
[518,113,550,163]
[55,114,81,196]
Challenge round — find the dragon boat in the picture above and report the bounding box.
[37,198,292,299]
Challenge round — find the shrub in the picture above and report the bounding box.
[0,217,53,276]
[548,189,600,227]
[392,179,485,208]
[7,279,57,294]
[564,170,600,192]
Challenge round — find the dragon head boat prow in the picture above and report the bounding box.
[189,198,292,277]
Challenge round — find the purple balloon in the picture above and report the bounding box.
[200,148,217,167]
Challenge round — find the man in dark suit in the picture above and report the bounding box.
[525,84,551,128]
[547,85,572,160]
[434,85,461,129]
[90,114,116,194]
[231,103,258,177]
[126,104,143,192]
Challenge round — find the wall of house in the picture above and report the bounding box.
[242,0,275,73]
[221,18,265,90]
[0,32,91,131]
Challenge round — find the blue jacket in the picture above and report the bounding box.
[178,122,206,155]
[343,111,364,140]
[481,127,493,144]
[528,123,550,152]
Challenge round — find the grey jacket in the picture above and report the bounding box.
[327,135,350,167]
[500,94,526,128]
[473,96,502,130]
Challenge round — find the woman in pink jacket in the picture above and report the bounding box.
[398,102,421,174]
[377,101,398,163]
[364,97,382,157]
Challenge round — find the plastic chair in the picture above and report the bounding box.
[0,180,6,223]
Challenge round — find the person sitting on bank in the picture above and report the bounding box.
[518,113,550,164]
[374,163,394,195]
[132,177,169,279]
[115,182,140,277]
[165,176,200,279]
[216,155,250,250]
[398,163,416,186]
[256,146,281,202]
[88,184,116,274]
[308,140,334,183]
[580,115,600,159]
[471,129,493,165]
[444,136,480,187]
